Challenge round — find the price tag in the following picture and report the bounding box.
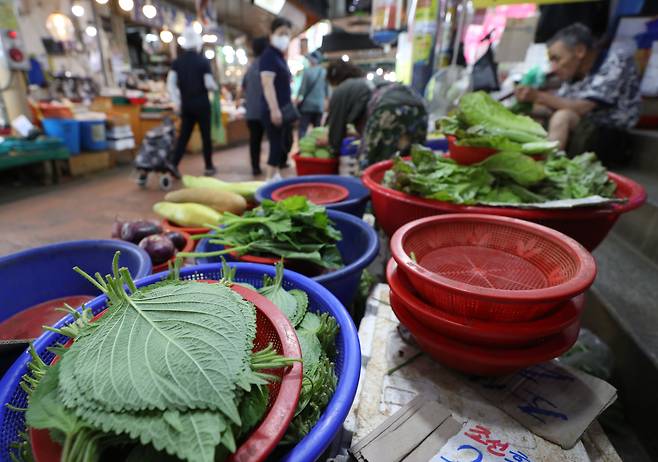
[430,422,533,462]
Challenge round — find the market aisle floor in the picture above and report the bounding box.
[0,144,295,255]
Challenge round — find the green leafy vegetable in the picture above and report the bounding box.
[182,196,343,270]
[13,252,296,462]
[457,91,547,142]
[384,145,616,205]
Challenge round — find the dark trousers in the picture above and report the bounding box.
[264,119,292,167]
[246,119,264,172]
[299,111,323,139]
[172,104,214,170]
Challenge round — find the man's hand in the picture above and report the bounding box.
[515,85,538,103]
[271,108,282,126]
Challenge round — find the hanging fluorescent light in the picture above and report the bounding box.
[85,25,98,37]
[142,2,157,19]
[71,4,85,17]
[160,29,173,43]
[192,20,203,34]
[204,49,215,60]
[118,0,134,12]
[341,54,349,62]
[254,0,285,15]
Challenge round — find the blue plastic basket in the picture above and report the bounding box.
[255,175,370,218]
[0,263,361,462]
[0,240,152,325]
[41,119,80,155]
[195,210,379,308]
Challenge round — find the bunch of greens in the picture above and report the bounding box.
[237,261,339,444]
[383,144,616,205]
[183,196,343,270]
[12,253,295,462]
[299,127,332,159]
[439,91,558,155]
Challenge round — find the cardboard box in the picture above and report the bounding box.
[68,151,111,176]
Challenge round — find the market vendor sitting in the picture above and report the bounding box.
[515,23,641,163]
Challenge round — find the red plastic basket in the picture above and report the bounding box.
[161,218,211,236]
[271,182,349,205]
[151,230,194,273]
[361,159,646,250]
[29,283,302,462]
[292,153,338,176]
[447,135,497,165]
[390,214,597,322]
[387,259,584,347]
[390,289,580,376]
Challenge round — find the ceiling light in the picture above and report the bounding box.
[204,49,215,60]
[85,25,97,37]
[142,3,157,19]
[145,33,158,42]
[71,4,85,17]
[238,54,248,65]
[177,36,185,46]
[160,29,173,43]
[45,12,75,41]
[118,0,134,12]
[341,54,349,62]
[366,72,374,80]
[222,45,234,55]
[376,67,383,75]
[95,0,108,4]
[202,34,217,43]
[192,20,203,34]
[225,53,234,64]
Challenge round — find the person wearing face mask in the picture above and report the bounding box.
[167,25,219,177]
[260,17,295,181]
[515,23,640,164]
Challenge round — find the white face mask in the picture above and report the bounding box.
[271,34,290,52]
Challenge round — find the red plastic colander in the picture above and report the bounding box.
[390,214,597,322]
[390,289,581,376]
[271,182,350,205]
[387,258,584,347]
[161,218,211,236]
[29,283,302,462]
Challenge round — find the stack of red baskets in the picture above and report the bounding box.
[387,214,597,376]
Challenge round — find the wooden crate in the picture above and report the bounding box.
[68,151,111,176]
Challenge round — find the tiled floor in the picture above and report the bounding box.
[0,144,294,255]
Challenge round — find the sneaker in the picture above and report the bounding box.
[266,173,282,183]
[204,167,217,176]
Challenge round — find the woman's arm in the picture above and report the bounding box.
[261,72,282,126]
[166,71,180,111]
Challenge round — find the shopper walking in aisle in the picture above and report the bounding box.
[242,37,269,176]
[296,50,327,139]
[325,61,428,169]
[260,17,296,181]
[167,26,219,177]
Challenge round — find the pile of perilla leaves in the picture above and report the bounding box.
[10,255,338,462]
